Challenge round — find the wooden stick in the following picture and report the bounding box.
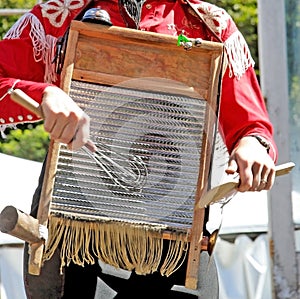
[9,89,43,117]
[0,206,42,244]
[9,89,59,275]
[198,162,295,208]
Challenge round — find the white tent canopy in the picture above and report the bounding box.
[0,153,42,299]
[0,153,42,245]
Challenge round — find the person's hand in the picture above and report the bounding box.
[41,86,90,151]
[225,136,276,192]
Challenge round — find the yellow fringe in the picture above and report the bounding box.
[44,215,189,276]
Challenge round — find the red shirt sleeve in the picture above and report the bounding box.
[0,1,92,126]
[219,66,278,161]
[0,37,53,125]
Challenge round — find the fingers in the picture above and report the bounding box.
[227,136,276,193]
[225,159,238,175]
[256,166,275,191]
[43,111,78,144]
[41,86,90,150]
[237,163,253,192]
[45,111,90,151]
[225,158,254,191]
[67,112,91,151]
[248,163,275,191]
[230,161,275,192]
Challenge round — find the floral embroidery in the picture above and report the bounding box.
[193,2,229,36]
[181,14,201,32]
[41,0,85,27]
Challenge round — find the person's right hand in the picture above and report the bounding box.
[41,86,90,151]
[225,136,275,192]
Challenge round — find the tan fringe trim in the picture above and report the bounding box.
[44,215,189,277]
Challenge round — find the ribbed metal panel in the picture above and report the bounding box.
[50,80,207,231]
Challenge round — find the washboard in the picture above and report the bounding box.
[36,21,224,290]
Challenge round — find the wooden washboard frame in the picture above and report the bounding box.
[33,21,224,290]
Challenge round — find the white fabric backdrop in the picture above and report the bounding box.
[0,153,42,299]
[215,234,272,299]
[0,246,26,299]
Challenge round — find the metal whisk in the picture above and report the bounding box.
[83,140,148,191]
[9,88,148,191]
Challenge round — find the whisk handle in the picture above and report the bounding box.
[84,139,97,153]
[9,88,97,152]
[9,88,43,118]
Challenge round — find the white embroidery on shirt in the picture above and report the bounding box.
[41,0,85,27]
[190,2,254,79]
[195,2,229,35]
[224,31,255,79]
[0,124,17,138]
[0,79,21,101]
[167,24,176,31]
[4,13,58,84]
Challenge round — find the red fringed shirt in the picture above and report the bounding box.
[0,0,277,160]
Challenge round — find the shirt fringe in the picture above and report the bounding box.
[4,13,57,84]
[0,124,17,139]
[224,30,255,79]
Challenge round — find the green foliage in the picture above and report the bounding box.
[0,1,50,161]
[209,0,259,69]
[0,0,36,38]
[0,124,49,162]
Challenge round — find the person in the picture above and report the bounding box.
[0,0,278,298]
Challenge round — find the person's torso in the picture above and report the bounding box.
[93,0,209,39]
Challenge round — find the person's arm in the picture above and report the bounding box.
[189,2,278,192]
[0,1,92,150]
[219,66,278,192]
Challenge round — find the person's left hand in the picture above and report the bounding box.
[225,136,276,192]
